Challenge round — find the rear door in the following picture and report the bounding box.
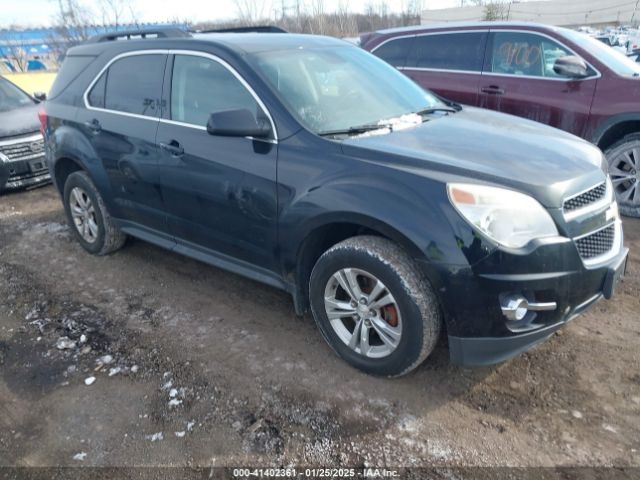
[398,30,488,106]
[80,51,169,235]
[478,30,598,137]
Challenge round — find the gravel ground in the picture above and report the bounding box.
[0,185,638,474]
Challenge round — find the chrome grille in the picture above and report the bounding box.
[0,137,44,162]
[563,182,607,213]
[575,224,616,260]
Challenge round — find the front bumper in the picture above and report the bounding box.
[0,133,51,192]
[418,225,628,367]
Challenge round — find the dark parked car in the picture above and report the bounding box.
[43,31,627,376]
[0,76,49,192]
[362,22,640,217]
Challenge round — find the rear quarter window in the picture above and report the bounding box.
[407,31,488,72]
[48,55,97,99]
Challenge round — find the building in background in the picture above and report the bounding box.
[422,0,640,29]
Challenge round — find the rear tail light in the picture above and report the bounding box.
[38,109,47,136]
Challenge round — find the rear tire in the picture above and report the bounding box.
[605,133,640,218]
[309,236,441,377]
[63,171,126,255]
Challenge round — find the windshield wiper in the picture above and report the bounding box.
[318,123,394,137]
[414,106,458,115]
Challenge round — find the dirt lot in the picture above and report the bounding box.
[0,185,639,473]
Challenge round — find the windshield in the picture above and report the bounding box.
[0,77,34,112]
[562,28,640,77]
[249,45,445,134]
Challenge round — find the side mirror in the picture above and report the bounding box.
[33,91,47,102]
[206,108,271,138]
[553,56,589,79]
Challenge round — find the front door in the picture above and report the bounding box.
[479,31,597,137]
[156,53,279,272]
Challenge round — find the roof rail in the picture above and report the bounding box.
[196,25,288,34]
[86,28,191,43]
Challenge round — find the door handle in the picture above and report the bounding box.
[159,140,184,157]
[481,86,505,95]
[84,119,101,133]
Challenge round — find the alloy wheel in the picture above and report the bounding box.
[609,145,640,206]
[323,268,402,359]
[69,187,99,243]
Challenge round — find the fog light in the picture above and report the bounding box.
[501,295,557,321]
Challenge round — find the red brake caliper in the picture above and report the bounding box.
[382,305,398,327]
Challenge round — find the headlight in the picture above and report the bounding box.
[447,183,559,248]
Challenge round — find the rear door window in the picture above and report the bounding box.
[372,37,415,68]
[407,31,487,72]
[87,54,166,117]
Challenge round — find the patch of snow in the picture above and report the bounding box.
[84,376,96,386]
[161,381,173,391]
[145,432,163,442]
[97,354,113,365]
[72,452,87,461]
[56,336,76,350]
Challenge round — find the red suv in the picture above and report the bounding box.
[362,22,640,217]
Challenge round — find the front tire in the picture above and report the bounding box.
[63,171,126,255]
[309,236,441,377]
[605,133,640,218]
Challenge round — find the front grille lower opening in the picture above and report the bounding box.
[575,224,615,260]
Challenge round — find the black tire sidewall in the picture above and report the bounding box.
[63,172,107,254]
[310,247,425,377]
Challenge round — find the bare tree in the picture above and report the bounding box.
[483,1,509,21]
[195,1,423,38]
[49,0,95,50]
[99,0,126,30]
[0,28,30,72]
[309,0,326,35]
[233,0,266,25]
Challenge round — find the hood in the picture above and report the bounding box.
[341,107,606,208]
[0,103,41,138]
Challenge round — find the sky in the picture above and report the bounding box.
[0,0,464,28]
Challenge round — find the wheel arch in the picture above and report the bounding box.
[288,213,426,316]
[593,114,640,152]
[49,125,113,202]
[52,155,85,194]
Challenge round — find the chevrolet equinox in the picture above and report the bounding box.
[43,30,628,376]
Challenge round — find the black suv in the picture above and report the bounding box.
[44,30,628,376]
